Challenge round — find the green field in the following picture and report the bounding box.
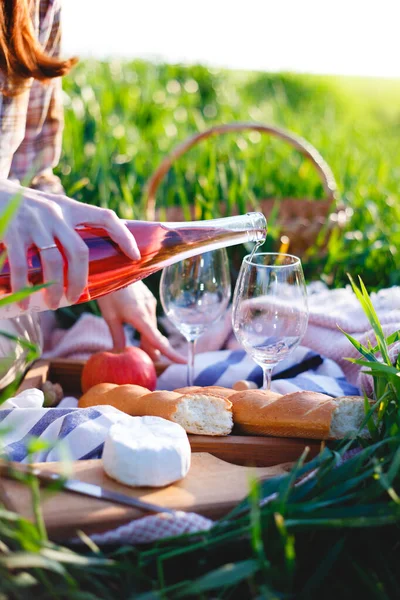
[58,61,400,291]
[3,60,400,600]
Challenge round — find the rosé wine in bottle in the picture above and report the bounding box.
[0,212,267,318]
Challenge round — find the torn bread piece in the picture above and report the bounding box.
[230,390,371,440]
[173,391,233,435]
[134,390,233,435]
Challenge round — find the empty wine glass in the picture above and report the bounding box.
[160,249,231,386]
[232,252,309,390]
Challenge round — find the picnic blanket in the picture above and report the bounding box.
[0,282,399,544]
[4,281,400,465]
[42,281,400,396]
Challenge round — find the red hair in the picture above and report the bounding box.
[0,0,77,94]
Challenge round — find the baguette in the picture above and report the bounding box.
[174,385,235,399]
[124,390,233,435]
[199,386,236,399]
[79,386,233,436]
[111,390,183,420]
[232,380,258,391]
[174,386,203,394]
[79,382,369,440]
[78,384,150,414]
[230,389,370,440]
[229,389,282,407]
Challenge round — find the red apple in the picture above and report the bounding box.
[81,347,157,393]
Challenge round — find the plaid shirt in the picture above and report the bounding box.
[0,0,64,194]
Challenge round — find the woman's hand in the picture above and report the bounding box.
[97,282,186,364]
[0,180,140,310]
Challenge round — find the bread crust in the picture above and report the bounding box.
[174,386,203,394]
[82,386,233,435]
[122,390,183,420]
[83,384,152,415]
[229,389,282,406]
[179,391,233,410]
[232,380,258,391]
[174,385,235,399]
[201,386,236,398]
[79,382,369,440]
[230,390,337,439]
[78,383,119,408]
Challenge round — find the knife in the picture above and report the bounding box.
[0,462,176,516]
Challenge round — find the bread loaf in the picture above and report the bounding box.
[79,385,233,436]
[174,386,203,394]
[78,382,369,441]
[117,389,233,435]
[199,386,236,399]
[78,383,151,414]
[112,390,183,420]
[79,383,118,405]
[174,385,235,398]
[170,391,233,435]
[230,389,370,440]
[232,380,258,391]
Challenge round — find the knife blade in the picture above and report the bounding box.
[0,462,176,516]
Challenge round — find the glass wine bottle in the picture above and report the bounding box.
[0,212,267,318]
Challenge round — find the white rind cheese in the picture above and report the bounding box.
[102,416,191,487]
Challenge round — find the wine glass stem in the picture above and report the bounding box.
[262,366,273,390]
[187,339,197,386]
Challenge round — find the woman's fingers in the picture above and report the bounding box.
[134,319,187,364]
[98,209,140,261]
[103,316,126,351]
[31,226,66,309]
[146,332,187,364]
[140,337,161,362]
[72,203,141,261]
[125,291,186,363]
[42,247,65,309]
[40,247,64,309]
[101,303,186,362]
[53,224,89,304]
[97,285,186,363]
[6,241,30,310]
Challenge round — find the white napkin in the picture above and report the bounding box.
[1,388,45,410]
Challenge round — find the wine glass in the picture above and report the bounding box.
[232,252,309,390]
[160,249,231,386]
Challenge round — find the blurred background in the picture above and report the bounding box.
[63,0,400,78]
[57,0,400,315]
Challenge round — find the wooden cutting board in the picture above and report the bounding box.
[189,435,321,466]
[18,358,323,468]
[0,453,290,540]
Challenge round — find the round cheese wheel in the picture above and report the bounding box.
[102,416,191,487]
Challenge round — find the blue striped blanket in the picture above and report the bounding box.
[157,346,359,397]
[0,346,359,463]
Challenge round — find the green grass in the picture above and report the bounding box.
[2,275,400,599]
[2,63,400,598]
[58,61,400,293]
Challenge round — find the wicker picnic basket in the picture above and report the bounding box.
[143,122,346,256]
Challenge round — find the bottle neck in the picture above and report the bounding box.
[245,212,268,243]
[199,212,267,244]
[127,212,267,245]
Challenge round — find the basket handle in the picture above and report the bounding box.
[143,122,338,220]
